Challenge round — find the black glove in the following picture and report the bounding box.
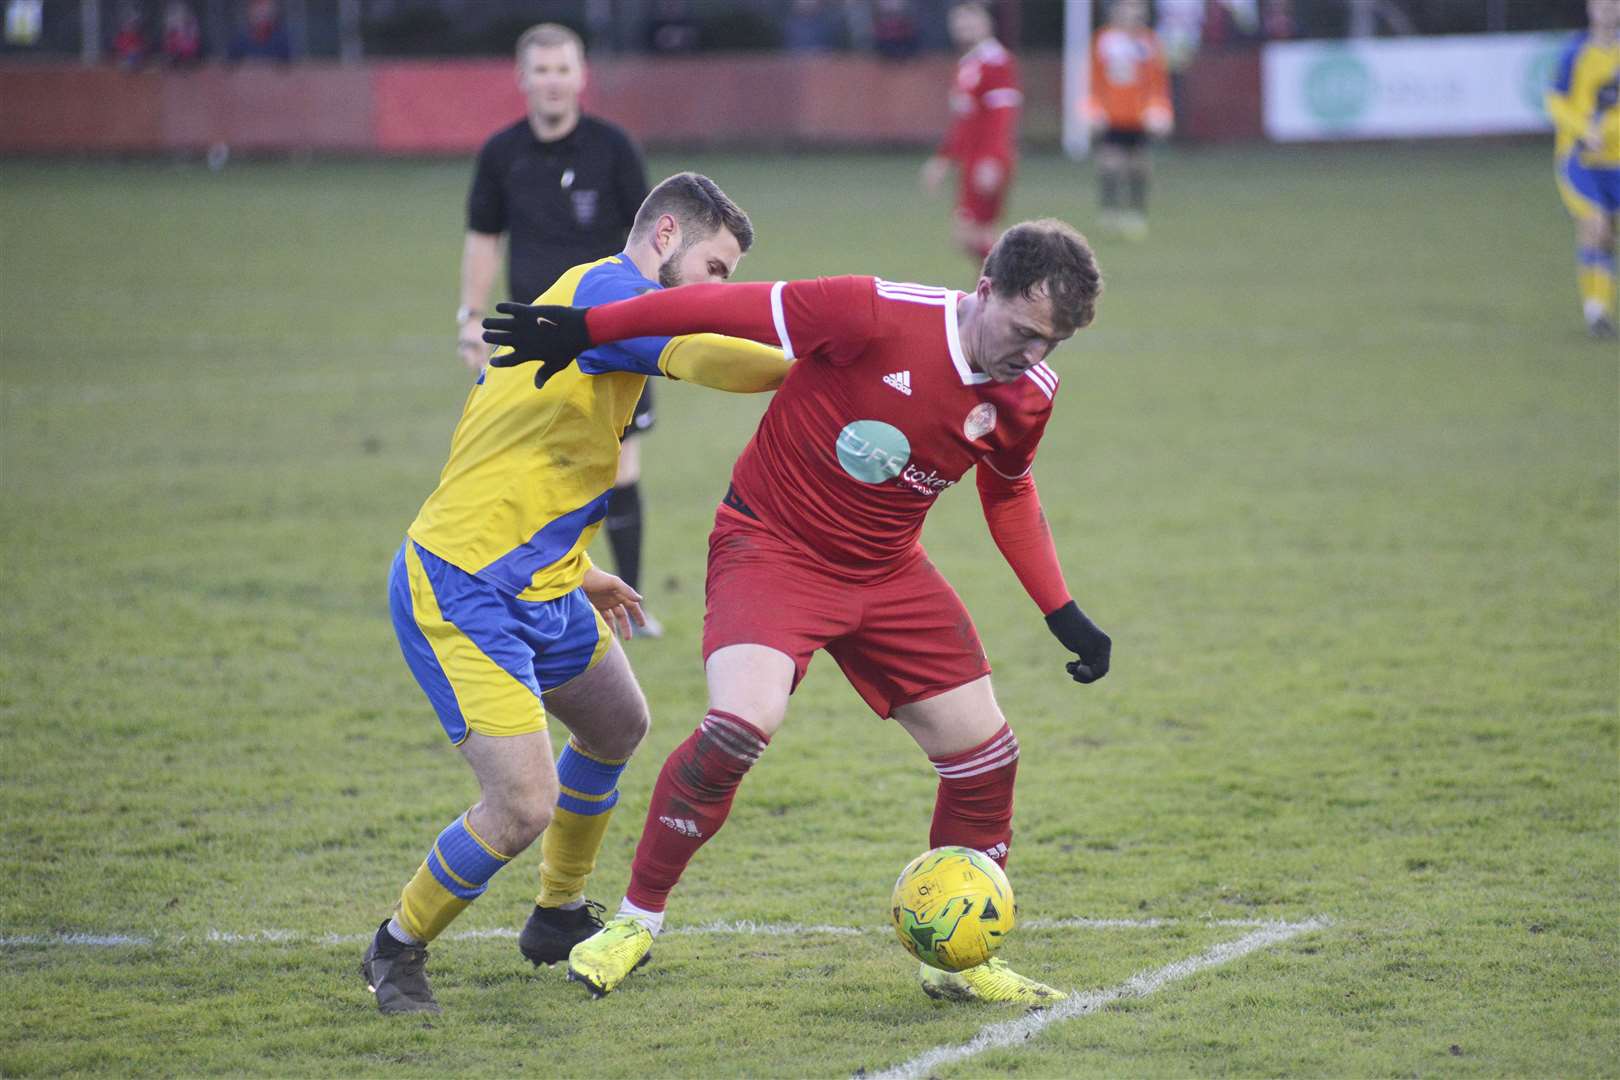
[480,302,593,389]
[1044,600,1111,684]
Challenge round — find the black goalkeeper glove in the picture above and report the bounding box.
[1044,600,1111,684]
[480,301,593,389]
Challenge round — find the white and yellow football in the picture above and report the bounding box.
[890,845,1016,972]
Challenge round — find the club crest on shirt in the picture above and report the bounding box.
[964,402,997,441]
[571,189,599,226]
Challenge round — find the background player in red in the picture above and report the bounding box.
[1086,0,1174,240]
[483,220,1112,1004]
[921,2,1023,265]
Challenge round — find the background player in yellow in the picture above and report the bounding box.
[1547,0,1620,339]
[362,173,789,1015]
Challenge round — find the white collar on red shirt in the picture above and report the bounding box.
[946,290,992,386]
[946,291,1061,398]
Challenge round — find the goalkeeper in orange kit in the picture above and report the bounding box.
[1086,0,1173,240]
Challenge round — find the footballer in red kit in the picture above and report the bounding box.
[482,219,1111,1005]
[922,2,1023,263]
[709,274,1059,716]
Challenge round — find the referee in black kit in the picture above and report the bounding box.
[456,22,663,637]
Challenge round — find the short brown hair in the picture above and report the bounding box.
[982,219,1102,333]
[515,23,583,62]
[629,172,755,253]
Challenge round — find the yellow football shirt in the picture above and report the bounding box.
[1547,31,1620,167]
[409,255,670,602]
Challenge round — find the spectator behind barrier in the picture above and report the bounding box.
[228,0,290,62]
[112,1,148,70]
[162,0,202,66]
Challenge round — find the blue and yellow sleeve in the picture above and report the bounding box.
[571,263,674,378]
[1546,35,1587,142]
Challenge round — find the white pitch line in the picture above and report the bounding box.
[0,915,1297,951]
[864,917,1330,1080]
[1020,916,1279,931]
[0,932,156,947]
[673,919,865,937]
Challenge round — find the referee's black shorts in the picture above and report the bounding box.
[622,383,655,439]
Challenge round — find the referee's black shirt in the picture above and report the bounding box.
[467,115,650,303]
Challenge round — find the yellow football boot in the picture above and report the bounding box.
[566,916,654,997]
[918,956,1066,1005]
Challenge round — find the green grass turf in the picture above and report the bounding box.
[0,142,1615,1077]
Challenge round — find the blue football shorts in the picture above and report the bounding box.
[1557,152,1620,218]
[388,539,611,744]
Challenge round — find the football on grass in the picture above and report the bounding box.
[890,845,1015,971]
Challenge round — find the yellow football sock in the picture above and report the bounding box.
[395,812,512,943]
[537,740,628,908]
[1578,248,1616,319]
[538,805,617,908]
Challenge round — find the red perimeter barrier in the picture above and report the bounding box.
[161,65,372,152]
[1181,49,1263,142]
[0,51,1246,155]
[0,67,164,151]
[369,54,1062,153]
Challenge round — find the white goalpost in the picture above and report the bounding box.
[1061,0,1094,159]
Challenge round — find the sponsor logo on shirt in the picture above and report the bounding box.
[835,419,957,498]
[836,420,910,483]
[899,463,956,496]
[964,402,997,441]
[883,370,913,395]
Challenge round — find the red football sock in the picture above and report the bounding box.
[929,723,1019,867]
[625,710,770,912]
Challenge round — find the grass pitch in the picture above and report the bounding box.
[0,143,1615,1077]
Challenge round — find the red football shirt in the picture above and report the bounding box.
[726,276,1058,580]
[939,38,1022,166]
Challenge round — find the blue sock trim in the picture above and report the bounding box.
[425,815,509,900]
[1577,246,1616,271]
[555,742,626,817]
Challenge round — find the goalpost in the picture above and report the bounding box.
[1061,0,1094,159]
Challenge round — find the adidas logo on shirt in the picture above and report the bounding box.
[883,370,912,395]
[659,815,702,838]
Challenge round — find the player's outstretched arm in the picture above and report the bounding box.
[659,334,790,393]
[977,462,1111,685]
[489,278,875,380]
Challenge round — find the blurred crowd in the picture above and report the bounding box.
[0,0,1588,67]
[107,0,289,67]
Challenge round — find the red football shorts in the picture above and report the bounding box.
[703,511,991,718]
[955,158,1011,226]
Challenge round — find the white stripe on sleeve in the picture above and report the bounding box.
[769,280,795,360]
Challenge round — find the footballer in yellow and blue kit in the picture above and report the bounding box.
[1547,26,1620,334]
[391,253,762,745]
[1549,29,1620,218]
